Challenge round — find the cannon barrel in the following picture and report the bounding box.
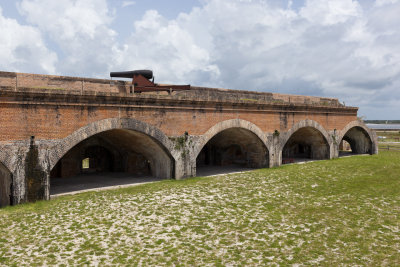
[110,70,153,79]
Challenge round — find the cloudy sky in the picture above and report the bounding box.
[0,0,399,119]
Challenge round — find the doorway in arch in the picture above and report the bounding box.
[50,129,174,195]
[282,127,330,164]
[339,126,372,157]
[196,128,269,176]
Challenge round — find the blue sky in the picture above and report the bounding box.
[0,0,399,119]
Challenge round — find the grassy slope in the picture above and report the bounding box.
[0,151,399,266]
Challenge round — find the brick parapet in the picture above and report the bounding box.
[0,84,358,116]
[0,70,358,143]
[0,71,352,109]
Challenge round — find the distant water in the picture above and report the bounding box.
[366,124,400,130]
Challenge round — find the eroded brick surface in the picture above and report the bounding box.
[0,71,378,206]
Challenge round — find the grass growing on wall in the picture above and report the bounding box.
[0,151,399,265]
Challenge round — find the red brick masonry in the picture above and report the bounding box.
[0,71,377,207]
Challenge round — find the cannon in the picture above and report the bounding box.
[110,69,190,93]
[110,70,153,80]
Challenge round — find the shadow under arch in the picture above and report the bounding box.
[0,161,13,208]
[48,118,177,196]
[280,119,333,163]
[194,119,270,176]
[49,118,176,171]
[338,120,377,155]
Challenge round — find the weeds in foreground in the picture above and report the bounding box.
[0,151,399,265]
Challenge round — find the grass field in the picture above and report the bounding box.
[0,151,399,265]
[379,143,400,150]
[377,131,400,150]
[376,130,400,142]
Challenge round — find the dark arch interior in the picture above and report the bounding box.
[50,129,174,195]
[0,162,12,208]
[282,127,329,164]
[196,128,269,176]
[340,126,372,156]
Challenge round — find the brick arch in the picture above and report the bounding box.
[279,119,334,160]
[193,119,270,159]
[280,119,332,150]
[48,118,177,171]
[338,120,377,154]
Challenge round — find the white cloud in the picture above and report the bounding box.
[17,0,118,77]
[7,0,400,118]
[114,9,220,85]
[121,0,400,118]
[300,0,362,25]
[18,0,113,40]
[0,6,57,73]
[122,1,135,8]
[374,0,399,7]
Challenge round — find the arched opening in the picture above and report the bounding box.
[282,127,329,164]
[50,129,173,195]
[0,162,12,208]
[339,126,372,156]
[196,128,269,176]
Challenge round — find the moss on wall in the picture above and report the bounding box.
[25,145,46,202]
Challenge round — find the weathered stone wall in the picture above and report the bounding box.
[0,71,378,207]
[25,143,47,202]
[0,162,12,207]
